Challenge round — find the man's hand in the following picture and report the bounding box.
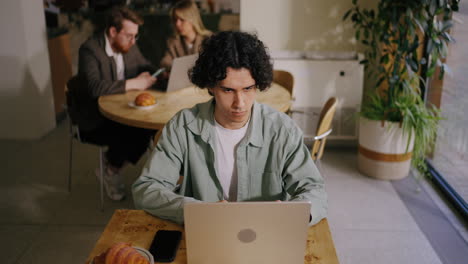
[125,72,157,91]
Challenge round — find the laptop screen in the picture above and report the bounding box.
[167,54,198,92]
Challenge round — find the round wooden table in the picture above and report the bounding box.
[98,83,292,130]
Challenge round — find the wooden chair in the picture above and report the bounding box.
[273,70,294,98]
[152,129,163,148]
[273,70,296,115]
[311,97,337,162]
[68,122,105,211]
[65,77,105,211]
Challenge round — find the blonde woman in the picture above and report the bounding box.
[160,0,212,70]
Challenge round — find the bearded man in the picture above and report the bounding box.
[70,6,156,201]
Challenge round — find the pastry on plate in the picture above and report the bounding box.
[93,242,150,264]
[134,93,156,106]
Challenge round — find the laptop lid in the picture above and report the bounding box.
[184,201,311,264]
[167,54,198,92]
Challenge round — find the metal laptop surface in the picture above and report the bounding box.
[184,201,311,264]
[167,54,198,92]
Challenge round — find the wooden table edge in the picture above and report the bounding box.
[85,210,339,264]
[98,84,291,131]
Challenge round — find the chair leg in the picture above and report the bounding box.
[315,158,324,176]
[68,134,73,193]
[99,148,104,212]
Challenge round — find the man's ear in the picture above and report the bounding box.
[108,26,117,38]
[208,87,214,96]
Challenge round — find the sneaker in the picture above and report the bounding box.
[101,155,125,192]
[95,167,125,201]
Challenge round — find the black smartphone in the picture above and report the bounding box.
[149,230,182,262]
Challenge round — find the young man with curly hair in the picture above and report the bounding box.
[132,31,327,226]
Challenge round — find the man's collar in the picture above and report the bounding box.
[186,100,264,147]
[104,32,118,57]
[186,99,216,144]
[246,102,263,147]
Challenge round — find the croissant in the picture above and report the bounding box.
[93,243,150,264]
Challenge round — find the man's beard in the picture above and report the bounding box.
[112,41,131,54]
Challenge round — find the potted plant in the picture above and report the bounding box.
[343,0,459,180]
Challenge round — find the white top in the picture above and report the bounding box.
[214,119,249,201]
[104,32,125,80]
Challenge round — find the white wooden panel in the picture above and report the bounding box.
[273,59,363,109]
[273,56,364,140]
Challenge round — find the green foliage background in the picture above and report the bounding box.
[343,0,459,173]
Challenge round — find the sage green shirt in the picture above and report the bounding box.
[132,99,327,225]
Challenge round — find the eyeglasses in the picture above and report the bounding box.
[123,33,139,41]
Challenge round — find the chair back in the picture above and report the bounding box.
[65,76,79,126]
[273,70,294,97]
[64,80,82,142]
[152,129,163,147]
[66,75,103,131]
[311,97,337,161]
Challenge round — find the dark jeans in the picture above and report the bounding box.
[79,119,155,169]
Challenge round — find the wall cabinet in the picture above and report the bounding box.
[47,31,72,117]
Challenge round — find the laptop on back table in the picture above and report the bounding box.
[167,54,198,92]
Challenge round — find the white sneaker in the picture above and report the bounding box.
[95,167,125,201]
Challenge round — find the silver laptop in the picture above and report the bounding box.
[167,54,198,92]
[184,201,311,264]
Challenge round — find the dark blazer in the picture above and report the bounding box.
[67,33,154,131]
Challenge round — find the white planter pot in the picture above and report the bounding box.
[357,117,415,180]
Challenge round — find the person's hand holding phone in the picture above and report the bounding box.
[125,72,156,91]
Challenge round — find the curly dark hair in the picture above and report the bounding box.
[189,31,273,92]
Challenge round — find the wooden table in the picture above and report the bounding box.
[98,83,292,130]
[86,210,339,264]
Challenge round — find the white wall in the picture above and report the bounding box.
[0,0,56,139]
[241,0,377,141]
[240,0,375,52]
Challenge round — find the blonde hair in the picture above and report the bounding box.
[171,0,211,37]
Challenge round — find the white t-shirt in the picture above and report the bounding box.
[186,42,194,51]
[214,119,249,201]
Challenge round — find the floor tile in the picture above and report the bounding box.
[0,225,43,264]
[331,228,442,264]
[50,156,145,225]
[462,231,468,244]
[419,175,468,238]
[392,174,468,264]
[321,149,420,232]
[50,183,135,225]
[0,183,67,224]
[16,225,103,264]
